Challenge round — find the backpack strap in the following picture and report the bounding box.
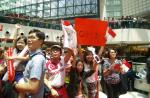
[29,52,45,59]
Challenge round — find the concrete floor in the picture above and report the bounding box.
[119,91,147,98]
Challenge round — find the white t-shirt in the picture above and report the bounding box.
[84,63,98,83]
[13,48,25,71]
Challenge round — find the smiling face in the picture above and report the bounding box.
[76,61,84,73]
[50,47,61,59]
[85,51,94,63]
[83,50,94,64]
[16,38,26,51]
[108,49,117,59]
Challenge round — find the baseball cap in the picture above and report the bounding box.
[50,45,62,52]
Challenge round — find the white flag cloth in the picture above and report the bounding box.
[61,20,77,54]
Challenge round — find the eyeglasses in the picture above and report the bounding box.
[28,36,39,40]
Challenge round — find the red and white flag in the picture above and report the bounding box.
[105,27,116,41]
[61,20,77,54]
[121,59,131,72]
[0,24,3,31]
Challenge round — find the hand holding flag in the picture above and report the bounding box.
[113,64,121,72]
[121,59,131,72]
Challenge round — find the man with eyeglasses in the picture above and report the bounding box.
[44,45,73,98]
[13,29,46,98]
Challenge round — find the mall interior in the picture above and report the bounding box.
[0,0,150,98]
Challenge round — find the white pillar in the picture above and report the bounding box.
[99,0,106,20]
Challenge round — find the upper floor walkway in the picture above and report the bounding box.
[107,28,150,45]
[0,18,149,46]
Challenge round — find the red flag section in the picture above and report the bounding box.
[108,28,116,38]
[105,27,116,41]
[114,64,121,72]
[75,18,108,46]
[63,20,71,26]
[7,47,15,82]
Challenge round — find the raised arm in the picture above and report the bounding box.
[13,24,21,47]
[98,46,105,58]
[77,44,84,61]
[64,48,74,64]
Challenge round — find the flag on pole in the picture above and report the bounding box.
[105,27,116,41]
[75,18,108,46]
[61,20,77,54]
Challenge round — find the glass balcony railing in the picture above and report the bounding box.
[108,20,150,29]
[0,16,149,30]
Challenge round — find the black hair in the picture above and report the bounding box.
[83,50,94,70]
[75,59,84,75]
[29,29,45,41]
[50,45,62,54]
[83,50,93,64]
[107,48,117,58]
[68,59,84,97]
[14,36,27,53]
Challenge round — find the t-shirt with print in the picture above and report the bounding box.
[102,59,122,84]
[45,56,69,87]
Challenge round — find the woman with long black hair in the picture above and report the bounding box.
[67,58,97,98]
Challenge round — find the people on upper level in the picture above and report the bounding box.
[106,16,149,29]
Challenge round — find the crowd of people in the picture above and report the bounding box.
[106,16,149,29]
[0,26,149,98]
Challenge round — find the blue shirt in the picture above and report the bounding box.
[23,49,46,98]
